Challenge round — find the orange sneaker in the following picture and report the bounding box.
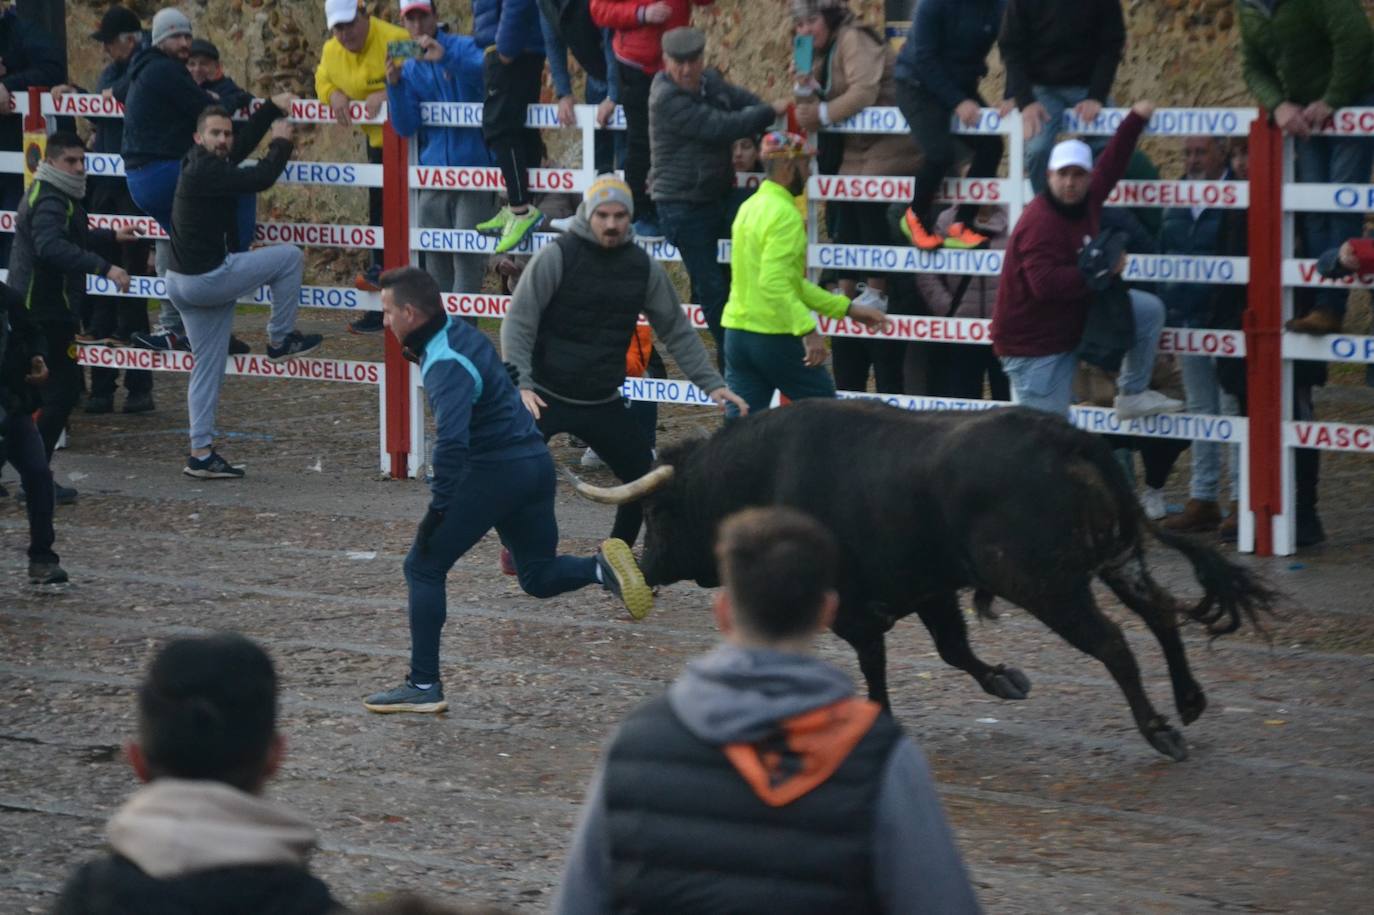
[899,208,943,251]
[943,222,990,250]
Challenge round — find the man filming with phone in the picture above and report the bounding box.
[385,0,494,303]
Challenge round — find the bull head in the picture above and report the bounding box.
[563,465,675,504]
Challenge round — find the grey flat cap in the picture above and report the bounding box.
[661,27,705,60]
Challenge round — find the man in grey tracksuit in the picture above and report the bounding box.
[501,175,746,547]
[554,506,982,914]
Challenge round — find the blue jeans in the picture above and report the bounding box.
[1294,105,1374,318]
[1000,351,1079,415]
[723,329,836,418]
[658,200,729,359]
[1179,353,1239,502]
[404,452,598,683]
[1001,289,1166,416]
[1025,85,1112,195]
[2,412,57,563]
[1118,289,1166,395]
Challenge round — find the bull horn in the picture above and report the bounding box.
[562,464,675,505]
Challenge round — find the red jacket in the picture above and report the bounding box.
[991,110,1146,357]
[590,0,713,73]
[1350,238,1374,273]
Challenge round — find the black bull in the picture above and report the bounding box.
[572,400,1276,761]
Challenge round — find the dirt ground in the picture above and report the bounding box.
[2,314,1372,913]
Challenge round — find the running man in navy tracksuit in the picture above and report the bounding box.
[363,267,652,714]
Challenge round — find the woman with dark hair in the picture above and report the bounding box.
[792,0,919,395]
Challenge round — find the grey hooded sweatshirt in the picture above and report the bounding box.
[500,201,726,405]
[553,644,983,914]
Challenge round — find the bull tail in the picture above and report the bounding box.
[1058,420,1278,636]
[1137,523,1278,636]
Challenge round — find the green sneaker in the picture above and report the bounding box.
[597,538,654,620]
[475,206,514,235]
[493,205,543,254]
[363,679,448,714]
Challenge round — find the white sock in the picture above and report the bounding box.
[594,563,604,584]
[412,681,433,690]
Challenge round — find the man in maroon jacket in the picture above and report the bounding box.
[991,99,1182,419]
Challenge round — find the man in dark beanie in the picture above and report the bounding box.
[51,633,343,914]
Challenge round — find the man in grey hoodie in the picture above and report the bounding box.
[501,174,746,549]
[52,634,341,914]
[553,506,982,914]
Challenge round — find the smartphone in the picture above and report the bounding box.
[792,34,814,76]
[387,39,422,61]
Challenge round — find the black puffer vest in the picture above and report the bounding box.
[532,233,649,402]
[604,695,900,914]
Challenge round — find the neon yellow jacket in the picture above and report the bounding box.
[722,179,851,336]
[315,16,411,149]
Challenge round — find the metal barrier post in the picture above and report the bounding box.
[381,122,411,479]
[1243,114,1283,556]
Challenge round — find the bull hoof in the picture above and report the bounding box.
[985,665,1031,700]
[1178,686,1207,725]
[1146,723,1189,761]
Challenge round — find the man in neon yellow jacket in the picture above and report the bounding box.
[315,0,409,332]
[721,131,887,416]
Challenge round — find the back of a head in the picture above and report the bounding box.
[138,633,277,792]
[715,507,838,641]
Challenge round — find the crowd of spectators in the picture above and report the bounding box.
[2,1,1373,911]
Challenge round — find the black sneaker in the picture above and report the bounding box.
[123,392,155,414]
[29,561,69,584]
[348,312,385,335]
[84,394,115,414]
[20,484,80,506]
[596,538,653,620]
[229,336,251,355]
[267,330,323,363]
[363,679,447,714]
[183,451,246,480]
[131,329,190,351]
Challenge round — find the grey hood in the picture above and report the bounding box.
[107,778,318,879]
[668,644,856,745]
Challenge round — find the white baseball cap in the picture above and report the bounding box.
[325,0,360,28]
[1047,139,1093,173]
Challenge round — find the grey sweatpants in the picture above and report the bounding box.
[166,245,304,451]
[417,188,494,294]
[154,240,184,334]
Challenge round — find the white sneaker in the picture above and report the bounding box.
[548,215,575,233]
[1114,389,1184,420]
[851,285,889,314]
[1141,487,1167,521]
[580,447,605,469]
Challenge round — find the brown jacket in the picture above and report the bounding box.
[814,23,921,177]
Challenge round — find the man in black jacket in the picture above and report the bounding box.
[649,26,784,364]
[165,98,322,480]
[1,281,66,584]
[554,507,980,914]
[115,8,253,351]
[999,0,1126,194]
[52,633,342,914]
[8,132,135,478]
[52,5,157,413]
[0,2,66,264]
[187,38,254,114]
